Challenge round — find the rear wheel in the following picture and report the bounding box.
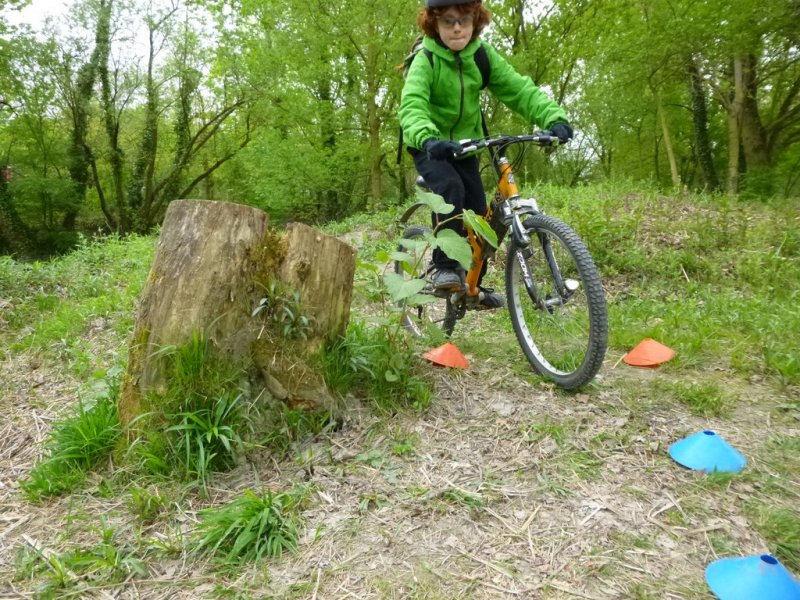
[394,226,457,337]
[505,214,607,389]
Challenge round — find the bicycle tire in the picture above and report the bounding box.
[395,226,457,337]
[505,214,607,389]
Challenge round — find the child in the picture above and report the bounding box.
[399,0,573,307]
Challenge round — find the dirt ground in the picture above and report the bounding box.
[1,307,798,600]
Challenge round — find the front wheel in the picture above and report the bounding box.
[505,214,607,389]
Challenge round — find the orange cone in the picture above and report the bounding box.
[623,338,675,368]
[423,342,469,369]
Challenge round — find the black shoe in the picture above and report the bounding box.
[431,268,463,291]
[478,287,505,309]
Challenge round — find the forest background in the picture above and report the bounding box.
[1,0,799,257]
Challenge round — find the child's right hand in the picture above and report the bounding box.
[423,138,463,161]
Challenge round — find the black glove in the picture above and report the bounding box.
[423,138,462,161]
[549,121,573,143]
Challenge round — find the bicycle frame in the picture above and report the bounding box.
[399,133,560,302]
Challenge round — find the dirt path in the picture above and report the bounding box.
[1,317,797,599]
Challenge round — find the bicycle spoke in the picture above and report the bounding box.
[506,214,607,389]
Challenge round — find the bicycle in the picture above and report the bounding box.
[394,133,608,390]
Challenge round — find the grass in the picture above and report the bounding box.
[129,332,252,494]
[747,504,800,572]
[4,183,800,597]
[0,234,153,367]
[533,183,800,385]
[194,487,308,564]
[21,371,122,501]
[319,319,433,413]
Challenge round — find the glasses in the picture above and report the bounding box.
[437,14,474,28]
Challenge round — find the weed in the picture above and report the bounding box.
[252,280,315,340]
[439,489,483,510]
[320,320,432,413]
[194,488,308,563]
[127,486,169,523]
[14,520,147,595]
[133,333,252,494]
[166,390,245,493]
[358,493,390,513]
[21,375,121,501]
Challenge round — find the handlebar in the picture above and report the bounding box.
[458,132,560,155]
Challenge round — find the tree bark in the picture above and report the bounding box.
[726,56,746,194]
[119,200,355,427]
[656,93,681,188]
[739,54,770,170]
[686,55,719,192]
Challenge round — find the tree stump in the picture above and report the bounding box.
[118,199,356,427]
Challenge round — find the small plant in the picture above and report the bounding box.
[166,390,245,494]
[320,320,432,412]
[133,333,253,494]
[439,488,483,510]
[127,486,169,523]
[21,373,121,501]
[252,280,314,340]
[13,520,147,594]
[194,488,307,563]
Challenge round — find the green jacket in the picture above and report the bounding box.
[399,36,568,150]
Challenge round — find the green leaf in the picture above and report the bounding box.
[385,370,400,382]
[463,210,498,248]
[416,189,455,215]
[389,251,414,263]
[383,272,427,302]
[432,230,473,271]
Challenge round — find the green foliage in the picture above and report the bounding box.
[194,488,307,564]
[252,280,315,341]
[165,391,245,494]
[319,320,432,413]
[13,519,147,594]
[0,234,153,369]
[132,332,251,494]
[21,371,122,502]
[532,183,800,384]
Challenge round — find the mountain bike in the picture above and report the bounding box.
[394,133,608,390]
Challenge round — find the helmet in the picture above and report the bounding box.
[425,0,479,7]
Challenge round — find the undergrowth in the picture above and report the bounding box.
[319,319,433,413]
[21,370,122,502]
[194,487,309,564]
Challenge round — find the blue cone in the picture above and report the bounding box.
[706,554,800,600]
[668,430,746,473]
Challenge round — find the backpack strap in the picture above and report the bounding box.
[475,43,490,90]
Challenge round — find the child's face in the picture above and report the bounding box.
[436,7,474,52]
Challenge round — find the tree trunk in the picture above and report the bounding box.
[686,55,719,192]
[656,93,681,188]
[726,56,746,194]
[118,200,356,428]
[739,54,770,170]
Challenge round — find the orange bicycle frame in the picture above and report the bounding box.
[464,156,518,296]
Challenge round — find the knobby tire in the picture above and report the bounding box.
[505,214,607,389]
